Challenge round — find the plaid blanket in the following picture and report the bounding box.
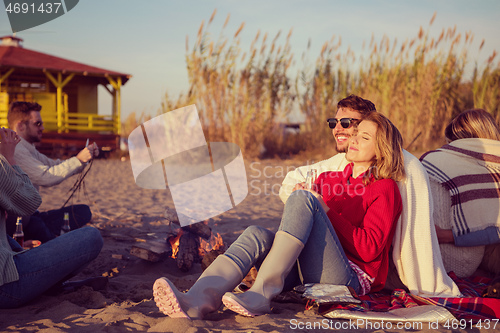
[420,138,500,246]
[318,272,500,321]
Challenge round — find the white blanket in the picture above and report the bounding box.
[280,150,461,297]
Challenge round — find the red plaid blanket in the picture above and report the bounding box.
[318,273,499,321]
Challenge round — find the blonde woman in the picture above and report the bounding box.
[154,113,405,319]
[444,108,500,142]
[421,109,500,278]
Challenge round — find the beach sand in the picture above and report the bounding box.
[0,157,496,332]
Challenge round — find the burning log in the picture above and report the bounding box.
[129,210,226,269]
[167,222,226,272]
[175,231,198,272]
[184,222,212,240]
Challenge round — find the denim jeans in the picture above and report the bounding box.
[0,227,103,308]
[224,190,361,293]
[7,205,92,243]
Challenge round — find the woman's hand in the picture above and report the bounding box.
[303,188,330,213]
[24,240,41,249]
[0,128,21,165]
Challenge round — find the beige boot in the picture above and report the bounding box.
[222,231,304,317]
[153,254,243,319]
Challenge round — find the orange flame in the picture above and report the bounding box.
[168,229,225,259]
[168,229,183,258]
[198,232,225,257]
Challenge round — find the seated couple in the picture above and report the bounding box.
[152,95,463,320]
[1,102,105,308]
[6,101,99,244]
[0,128,103,308]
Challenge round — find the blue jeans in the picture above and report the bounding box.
[224,190,361,293]
[7,205,92,243]
[0,227,103,308]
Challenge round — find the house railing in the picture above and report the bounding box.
[64,112,116,133]
[0,111,118,133]
[0,110,7,127]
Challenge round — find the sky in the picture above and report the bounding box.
[1,0,500,122]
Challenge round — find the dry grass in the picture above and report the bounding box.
[128,11,500,158]
[299,13,500,153]
[121,111,152,138]
[161,10,296,157]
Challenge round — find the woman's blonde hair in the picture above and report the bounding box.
[445,109,500,142]
[360,112,405,184]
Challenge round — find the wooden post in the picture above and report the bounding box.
[0,69,14,127]
[0,68,15,90]
[45,71,74,132]
[106,76,122,135]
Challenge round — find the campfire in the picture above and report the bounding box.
[129,209,258,288]
[167,220,226,272]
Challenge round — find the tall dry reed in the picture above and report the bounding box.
[299,13,500,152]
[297,36,357,149]
[154,12,499,157]
[121,111,152,138]
[161,10,296,157]
[472,49,500,123]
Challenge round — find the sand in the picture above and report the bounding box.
[0,156,496,332]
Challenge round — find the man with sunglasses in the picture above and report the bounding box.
[279,95,375,199]
[6,101,99,243]
[279,94,461,298]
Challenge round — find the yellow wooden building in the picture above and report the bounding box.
[0,35,131,154]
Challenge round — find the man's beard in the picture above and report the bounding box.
[336,144,348,153]
[335,135,350,153]
[27,132,41,143]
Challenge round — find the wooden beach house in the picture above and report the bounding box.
[0,35,131,156]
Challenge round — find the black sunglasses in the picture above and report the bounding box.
[27,121,43,128]
[326,118,360,129]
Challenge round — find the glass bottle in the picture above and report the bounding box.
[305,169,318,190]
[311,169,318,185]
[60,212,71,235]
[13,217,24,248]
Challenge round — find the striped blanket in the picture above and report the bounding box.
[420,138,500,246]
[318,272,500,322]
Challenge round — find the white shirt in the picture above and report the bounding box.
[14,137,84,191]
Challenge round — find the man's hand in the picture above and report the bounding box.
[88,142,99,157]
[293,182,306,191]
[76,142,99,163]
[435,225,454,244]
[292,182,318,192]
[0,128,21,165]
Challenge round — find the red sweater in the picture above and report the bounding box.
[315,163,402,292]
